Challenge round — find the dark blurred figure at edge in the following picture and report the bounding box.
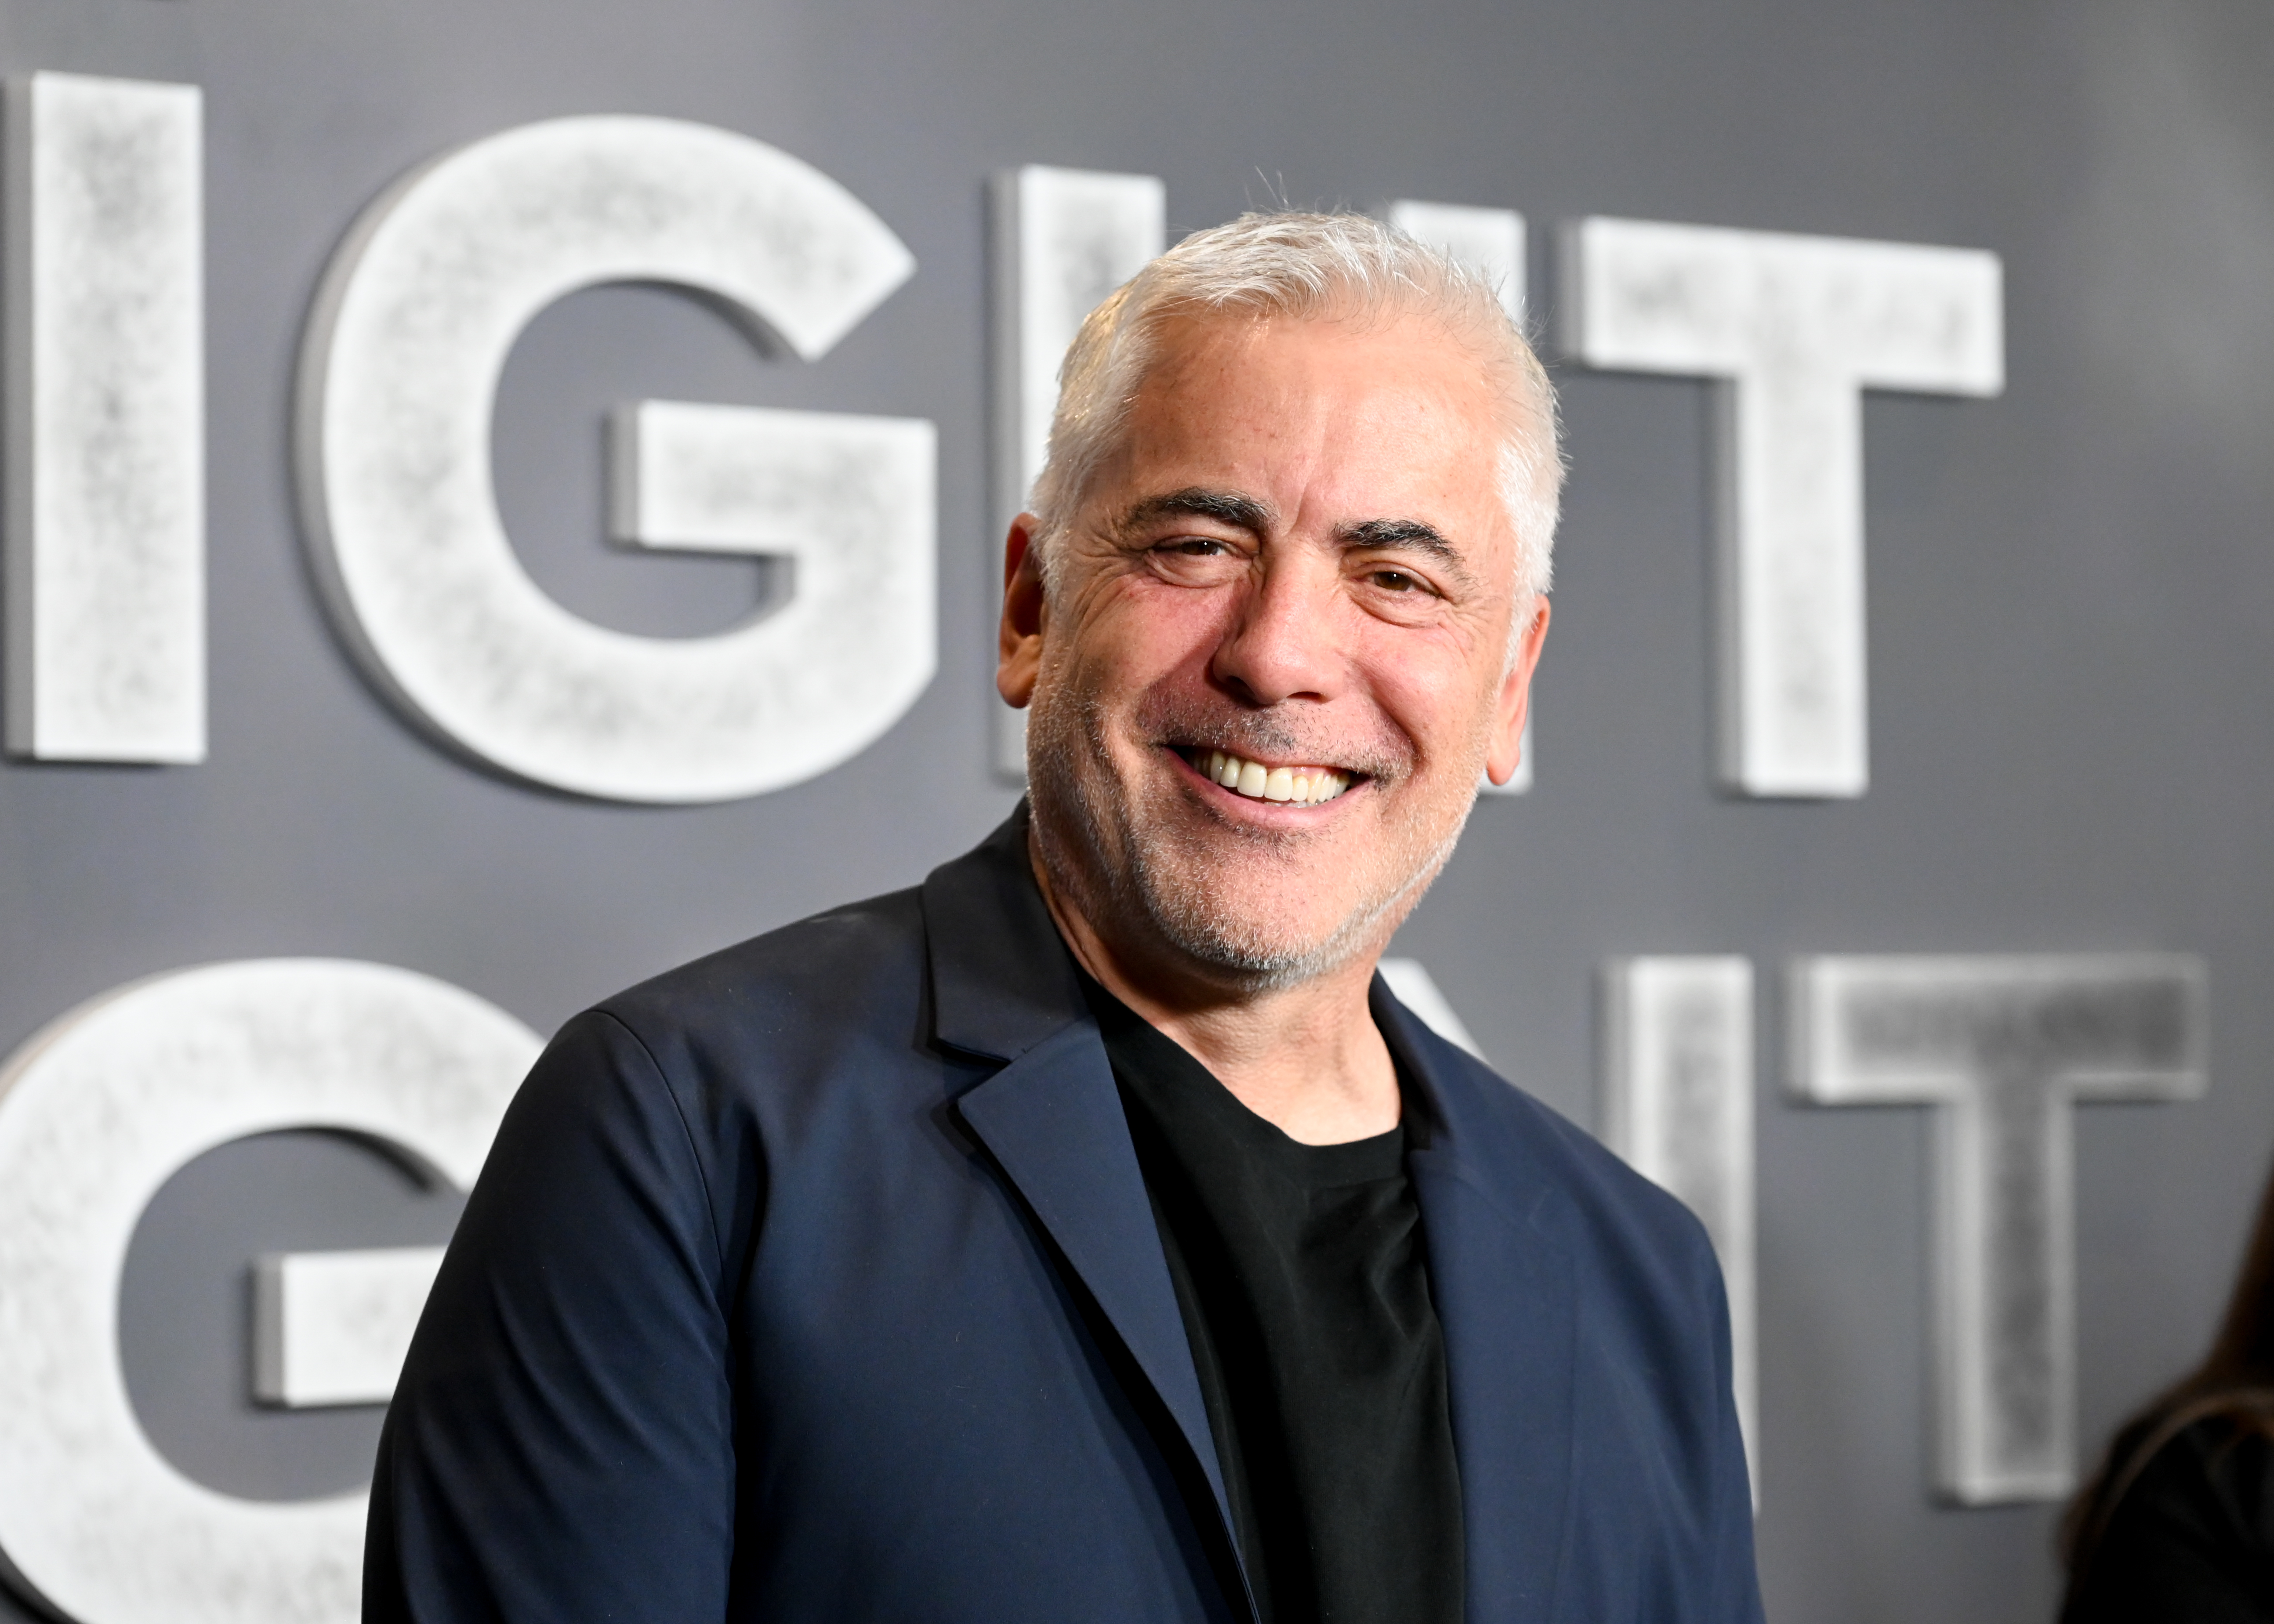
[2064,1164,2274,1622]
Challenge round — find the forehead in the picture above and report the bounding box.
[1106,310,1512,526]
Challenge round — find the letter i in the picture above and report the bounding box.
[5,72,205,764]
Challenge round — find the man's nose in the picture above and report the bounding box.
[1209,557,1343,708]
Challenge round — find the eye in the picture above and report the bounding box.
[1369,568,1426,593]
[1142,533,1249,586]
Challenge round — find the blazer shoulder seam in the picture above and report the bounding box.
[590,1006,729,1290]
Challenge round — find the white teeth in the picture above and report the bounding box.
[1190,750,1352,806]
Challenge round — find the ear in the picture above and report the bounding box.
[1483,595,1551,787]
[996,515,1049,709]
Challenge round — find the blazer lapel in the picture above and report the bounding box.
[956,1029,1236,1535]
[923,811,1245,1587]
[928,819,1575,1621]
[1380,989,1579,1624]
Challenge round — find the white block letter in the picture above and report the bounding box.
[1602,957,1756,1489]
[988,166,1164,778]
[1790,954,2206,1503]
[300,116,928,803]
[1569,218,2002,798]
[5,73,204,764]
[253,1245,446,1411]
[0,959,540,1624]
[606,399,935,729]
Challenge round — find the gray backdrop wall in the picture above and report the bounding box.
[1,0,2270,1619]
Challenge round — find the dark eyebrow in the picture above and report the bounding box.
[1115,487,1274,537]
[1340,518,1477,591]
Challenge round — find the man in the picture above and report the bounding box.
[369,211,1762,1624]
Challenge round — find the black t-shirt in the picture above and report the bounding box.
[1082,978,1464,1624]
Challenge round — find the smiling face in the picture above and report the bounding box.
[1002,306,1550,994]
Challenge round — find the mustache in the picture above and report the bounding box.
[1132,689,1410,781]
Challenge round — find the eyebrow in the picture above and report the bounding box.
[1115,487,1275,536]
[1340,518,1477,591]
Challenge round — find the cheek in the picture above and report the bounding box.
[1357,631,1493,750]
[1069,578,1233,687]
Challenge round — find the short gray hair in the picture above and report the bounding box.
[1027,210,1563,601]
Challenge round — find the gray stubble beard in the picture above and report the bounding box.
[1025,680,1476,994]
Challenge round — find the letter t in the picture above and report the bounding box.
[1789,955,2206,1503]
[1568,219,2002,798]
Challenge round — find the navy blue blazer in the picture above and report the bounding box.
[368,812,1762,1623]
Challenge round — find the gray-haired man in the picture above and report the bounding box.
[370,212,1762,1624]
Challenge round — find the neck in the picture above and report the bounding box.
[1028,827,1401,1146]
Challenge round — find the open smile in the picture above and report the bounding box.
[1169,746,1357,806]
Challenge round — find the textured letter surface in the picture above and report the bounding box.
[301,116,926,803]
[1602,957,1756,1486]
[1570,219,2002,798]
[1791,954,2205,1503]
[0,960,539,1624]
[5,73,204,764]
[253,1246,447,1410]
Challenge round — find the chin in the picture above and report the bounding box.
[1129,867,1397,990]
[1135,784,1457,957]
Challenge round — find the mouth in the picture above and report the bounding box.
[1170,745,1358,806]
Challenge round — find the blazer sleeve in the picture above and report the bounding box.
[1695,1228,1766,1624]
[366,1008,740,1624]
